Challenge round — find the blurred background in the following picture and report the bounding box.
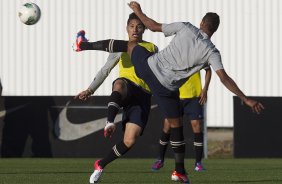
[0,0,281,158]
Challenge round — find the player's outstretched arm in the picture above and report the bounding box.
[74,53,120,101]
[216,69,264,114]
[128,1,162,32]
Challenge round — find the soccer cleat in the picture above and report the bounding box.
[171,170,190,184]
[104,121,116,138]
[194,162,206,171]
[151,159,164,171]
[89,160,103,183]
[73,30,88,52]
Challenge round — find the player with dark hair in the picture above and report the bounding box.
[151,69,211,172]
[75,13,158,183]
[74,2,264,183]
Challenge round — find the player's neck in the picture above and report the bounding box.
[201,28,212,39]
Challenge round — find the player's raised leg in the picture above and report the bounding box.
[73,30,138,57]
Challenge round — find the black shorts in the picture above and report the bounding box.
[112,78,151,135]
[131,45,181,118]
[180,97,203,120]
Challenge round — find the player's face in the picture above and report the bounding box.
[127,19,145,42]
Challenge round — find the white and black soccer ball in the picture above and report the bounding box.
[18,3,41,25]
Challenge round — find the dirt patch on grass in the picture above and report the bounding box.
[207,128,233,158]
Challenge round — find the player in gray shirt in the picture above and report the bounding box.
[73,1,264,183]
[148,21,223,91]
[74,2,263,114]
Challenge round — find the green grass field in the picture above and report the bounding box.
[0,158,282,184]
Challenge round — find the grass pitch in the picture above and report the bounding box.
[0,158,282,184]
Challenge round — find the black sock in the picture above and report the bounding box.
[194,132,204,163]
[170,126,186,174]
[107,91,122,122]
[80,39,128,52]
[158,131,170,161]
[99,141,130,168]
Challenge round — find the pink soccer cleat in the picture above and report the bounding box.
[73,30,88,52]
[171,170,190,183]
[89,160,103,183]
[194,162,206,171]
[151,159,164,171]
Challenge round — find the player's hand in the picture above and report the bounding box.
[128,1,142,13]
[74,89,92,101]
[244,98,264,114]
[199,90,208,105]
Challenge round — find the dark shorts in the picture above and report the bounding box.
[131,45,181,118]
[180,97,203,120]
[112,78,151,135]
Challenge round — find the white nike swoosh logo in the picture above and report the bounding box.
[54,102,158,141]
[0,104,29,118]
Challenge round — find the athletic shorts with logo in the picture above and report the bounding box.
[180,97,203,120]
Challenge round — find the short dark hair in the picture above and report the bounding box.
[202,12,220,33]
[127,13,145,28]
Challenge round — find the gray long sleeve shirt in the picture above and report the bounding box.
[88,53,122,92]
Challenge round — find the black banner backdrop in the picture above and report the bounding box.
[234,96,282,158]
[0,96,196,158]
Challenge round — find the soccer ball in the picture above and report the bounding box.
[18,3,41,25]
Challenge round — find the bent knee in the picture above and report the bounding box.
[191,120,202,133]
[123,137,138,148]
[113,80,127,96]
